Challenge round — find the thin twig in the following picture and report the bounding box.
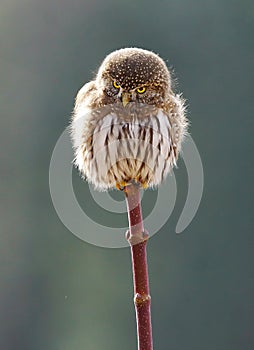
[124,183,153,350]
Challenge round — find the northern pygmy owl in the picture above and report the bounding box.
[71,48,188,190]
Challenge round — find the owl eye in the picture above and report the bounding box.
[113,81,121,89]
[137,87,146,94]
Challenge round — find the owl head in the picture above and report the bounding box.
[96,48,172,107]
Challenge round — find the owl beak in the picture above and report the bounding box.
[121,92,131,107]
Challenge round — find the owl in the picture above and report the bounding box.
[71,48,187,191]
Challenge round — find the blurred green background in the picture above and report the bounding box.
[1,0,254,349]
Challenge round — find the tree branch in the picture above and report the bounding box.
[124,183,153,350]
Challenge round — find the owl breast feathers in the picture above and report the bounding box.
[71,48,188,191]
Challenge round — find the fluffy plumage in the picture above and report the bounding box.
[71,48,187,190]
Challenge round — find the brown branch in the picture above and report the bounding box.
[124,183,153,350]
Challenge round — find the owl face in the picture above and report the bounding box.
[96,48,171,108]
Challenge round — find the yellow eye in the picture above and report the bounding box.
[137,87,146,94]
[113,81,121,89]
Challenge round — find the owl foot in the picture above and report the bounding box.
[116,181,128,191]
[133,177,148,189]
[141,182,149,189]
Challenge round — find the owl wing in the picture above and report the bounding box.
[73,81,97,114]
[167,93,188,159]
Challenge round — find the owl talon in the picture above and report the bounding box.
[116,181,127,191]
[141,182,149,189]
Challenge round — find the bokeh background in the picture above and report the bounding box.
[1,0,254,349]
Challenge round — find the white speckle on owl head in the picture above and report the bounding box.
[97,47,171,91]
